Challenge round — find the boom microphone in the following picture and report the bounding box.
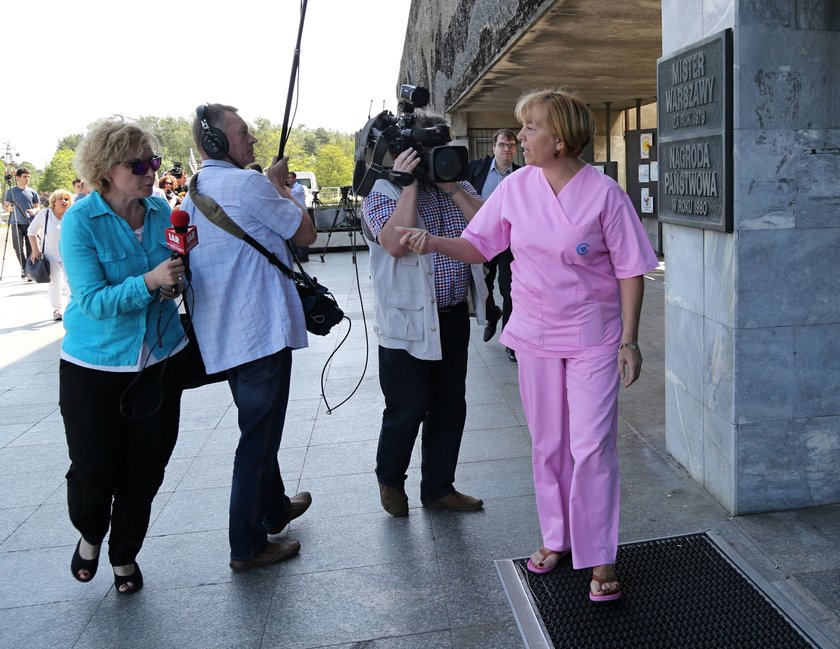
[165,209,198,281]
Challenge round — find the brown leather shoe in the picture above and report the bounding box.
[265,491,312,534]
[379,483,409,517]
[421,490,484,511]
[229,539,301,572]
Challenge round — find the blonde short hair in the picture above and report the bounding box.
[48,189,73,210]
[514,88,595,157]
[74,116,160,194]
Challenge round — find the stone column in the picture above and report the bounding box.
[663,0,840,514]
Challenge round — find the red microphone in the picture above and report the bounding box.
[165,209,198,281]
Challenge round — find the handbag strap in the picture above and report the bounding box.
[188,173,298,280]
[42,209,49,247]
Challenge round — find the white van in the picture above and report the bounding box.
[292,171,318,208]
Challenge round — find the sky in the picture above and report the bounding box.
[1,0,412,169]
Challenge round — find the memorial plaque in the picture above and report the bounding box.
[657,29,733,231]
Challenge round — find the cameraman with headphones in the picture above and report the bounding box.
[362,111,487,518]
[179,103,316,573]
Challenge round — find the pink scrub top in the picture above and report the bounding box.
[462,164,658,357]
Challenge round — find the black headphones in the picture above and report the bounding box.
[196,104,229,160]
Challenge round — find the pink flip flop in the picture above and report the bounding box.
[589,574,622,602]
[526,547,568,574]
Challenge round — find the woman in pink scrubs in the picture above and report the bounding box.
[397,88,658,603]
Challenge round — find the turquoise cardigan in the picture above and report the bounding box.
[59,192,185,368]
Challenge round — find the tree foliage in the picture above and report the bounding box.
[33,114,356,191]
[39,149,76,193]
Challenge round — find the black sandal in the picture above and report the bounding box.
[70,538,100,583]
[113,563,144,595]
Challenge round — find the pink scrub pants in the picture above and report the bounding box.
[517,350,620,569]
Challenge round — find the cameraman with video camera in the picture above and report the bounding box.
[362,109,487,517]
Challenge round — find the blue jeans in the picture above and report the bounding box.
[375,303,470,501]
[226,349,293,561]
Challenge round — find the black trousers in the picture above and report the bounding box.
[59,355,184,566]
[9,221,32,275]
[376,303,470,501]
[484,247,514,329]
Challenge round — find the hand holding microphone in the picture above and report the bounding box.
[144,257,184,300]
[160,209,199,301]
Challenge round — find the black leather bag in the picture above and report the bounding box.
[25,209,51,283]
[178,315,228,390]
[25,256,50,283]
[293,270,344,336]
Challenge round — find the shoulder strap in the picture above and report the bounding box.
[43,209,49,244]
[187,173,297,280]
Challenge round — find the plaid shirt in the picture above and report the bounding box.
[363,181,477,308]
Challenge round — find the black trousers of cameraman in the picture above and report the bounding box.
[10,221,32,277]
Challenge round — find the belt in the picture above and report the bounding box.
[437,302,466,314]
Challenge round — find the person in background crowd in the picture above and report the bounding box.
[59,116,187,596]
[362,111,487,518]
[27,188,73,320]
[286,171,310,261]
[73,179,90,202]
[467,128,520,361]
[157,174,180,207]
[397,88,658,603]
[180,103,316,573]
[3,167,39,279]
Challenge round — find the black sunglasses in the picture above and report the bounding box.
[123,155,163,175]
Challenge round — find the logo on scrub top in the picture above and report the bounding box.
[576,243,590,255]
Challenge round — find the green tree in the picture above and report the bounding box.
[313,142,354,187]
[136,116,194,172]
[56,134,83,151]
[39,149,77,193]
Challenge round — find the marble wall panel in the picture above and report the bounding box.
[665,379,705,481]
[661,0,704,53]
[704,318,735,422]
[794,130,840,229]
[665,302,705,400]
[703,230,738,327]
[732,325,796,424]
[703,407,736,512]
[736,415,840,513]
[702,0,735,35]
[743,229,840,327]
[663,224,704,315]
[733,130,797,230]
[736,27,840,131]
[793,324,840,419]
[796,0,840,31]
[736,0,795,28]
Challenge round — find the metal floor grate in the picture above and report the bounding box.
[497,532,833,649]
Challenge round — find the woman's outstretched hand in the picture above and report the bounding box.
[396,226,431,255]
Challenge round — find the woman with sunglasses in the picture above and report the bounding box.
[59,116,187,595]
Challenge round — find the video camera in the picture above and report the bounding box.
[352,84,469,197]
[169,161,184,179]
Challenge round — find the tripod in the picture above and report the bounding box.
[318,187,360,264]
